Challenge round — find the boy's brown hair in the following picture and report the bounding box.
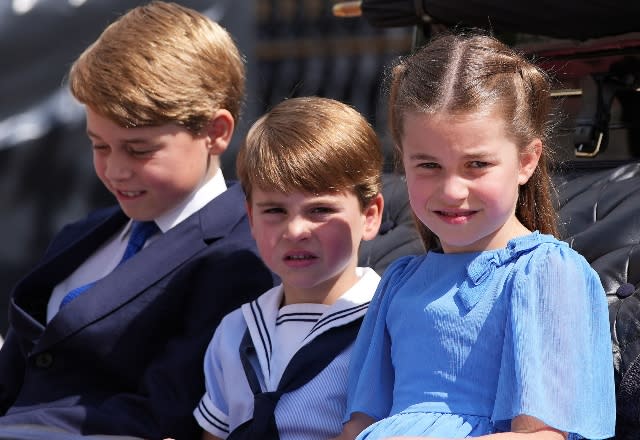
[68,1,245,134]
[236,96,383,209]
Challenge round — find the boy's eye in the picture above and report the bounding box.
[310,206,335,214]
[92,144,109,152]
[262,207,285,215]
[125,143,158,157]
[128,148,153,157]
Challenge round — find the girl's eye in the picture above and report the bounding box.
[469,161,490,168]
[92,144,108,151]
[418,162,439,169]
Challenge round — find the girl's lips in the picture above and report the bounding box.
[436,209,475,217]
[434,209,477,224]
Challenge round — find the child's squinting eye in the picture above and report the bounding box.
[262,207,285,215]
[310,206,335,214]
[128,147,154,157]
[418,162,439,169]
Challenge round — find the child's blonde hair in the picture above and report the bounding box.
[68,1,245,134]
[237,96,383,209]
[388,32,558,249]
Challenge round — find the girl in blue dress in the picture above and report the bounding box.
[333,32,616,440]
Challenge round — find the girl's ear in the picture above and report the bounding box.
[518,138,542,185]
[205,109,235,155]
[362,193,384,241]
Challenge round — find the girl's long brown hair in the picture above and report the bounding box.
[388,32,559,250]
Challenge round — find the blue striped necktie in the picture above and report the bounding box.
[59,220,159,309]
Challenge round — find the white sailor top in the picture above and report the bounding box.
[194,267,380,440]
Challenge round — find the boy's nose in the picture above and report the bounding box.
[104,155,133,181]
[283,216,312,240]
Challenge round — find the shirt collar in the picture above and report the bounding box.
[155,169,227,233]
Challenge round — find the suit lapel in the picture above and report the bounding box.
[10,207,126,342]
[34,183,248,352]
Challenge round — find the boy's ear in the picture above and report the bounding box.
[518,138,542,185]
[245,200,254,229]
[362,193,384,241]
[205,109,235,155]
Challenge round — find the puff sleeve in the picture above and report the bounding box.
[492,244,616,439]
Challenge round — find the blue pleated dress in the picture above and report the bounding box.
[346,232,615,440]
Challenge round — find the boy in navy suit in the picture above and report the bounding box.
[0,2,276,439]
[194,96,384,440]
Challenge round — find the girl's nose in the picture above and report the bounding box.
[440,175,469,201]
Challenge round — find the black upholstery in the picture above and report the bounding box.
[556,161,640,438]
[556,162,640,296]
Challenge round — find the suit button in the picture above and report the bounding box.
[35,352,54,369]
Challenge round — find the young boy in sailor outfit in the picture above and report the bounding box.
[193,96,385,440]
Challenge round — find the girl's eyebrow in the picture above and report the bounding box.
[407,150,495,160]
[463,152,494,160]
[406,152,436,161]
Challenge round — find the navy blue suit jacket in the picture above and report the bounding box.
[0,182,276,440]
